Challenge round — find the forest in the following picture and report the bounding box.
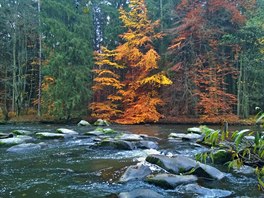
[0,0,264,124]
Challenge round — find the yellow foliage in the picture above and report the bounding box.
[93,77,123,89]
[140,72,173,86]
[90,102,122,120]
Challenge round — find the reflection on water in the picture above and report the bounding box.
[0,123,261,197]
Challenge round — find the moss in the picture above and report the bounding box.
[146,177,173,189]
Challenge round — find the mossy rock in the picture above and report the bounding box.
[77,120,91,126]
[12,129,34,135]
[211,149,233,164]
[146,174,198,189]
[36,132,65,139]
[94,119,110,126]
[0,137,26,146]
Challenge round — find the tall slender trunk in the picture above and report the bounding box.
[237,55,242,117]
[37,0,42,116]
[12,31,17,113]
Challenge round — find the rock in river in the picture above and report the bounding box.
[0,137,26,146]
[12,129,34,135]
[146,154,197,174]
[36,132,65,139]
[0,132,13,139]
[56,128,78,135]
[119,164,152,182]
[119,134,143,141]
[119,189,163,198]
[169,133,202,141]
[184,183,233,197]
[7,143,42,153]
[77,120,91,126]
[146,173,198,189]
[146,154,225,180]
[94,119,110,126]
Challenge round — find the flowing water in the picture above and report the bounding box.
[0,124,262,197]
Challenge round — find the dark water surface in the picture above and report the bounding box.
[0,124,262,197]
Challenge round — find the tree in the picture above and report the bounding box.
[0,0,39,116]
[114,0,172,124]
[167,0,253,120]
[89,47,124,120]
[40,0,93,120]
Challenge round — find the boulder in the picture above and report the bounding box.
[0,137,26,146]
[146,154,225,180]
[56,128,78,135]
[169,133,202,141]
[146,154,197,174]
[36,132,65,139]
[77,120,91,126]
[195,162,225,180]
[119,164,152,182]
[94,119,110,126]
[119,134,143,141]
[118,189,163,198]
[12,129,33,135]
[6,143,42,153]
[146,174,198,189]
[184,183,233,197]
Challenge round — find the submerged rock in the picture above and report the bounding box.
[119,164,152,182]
[169,133,202,141]
[7,143,42,153]
[36,132,65,139]
[77,120,91,126]
[146,174,198,189]
[233,165,255,175]
[184,183,233,197]
[56,128,78,135]
[96,139,136,150]
[118,189,163,198]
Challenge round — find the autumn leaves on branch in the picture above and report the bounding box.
[91,0,258,124]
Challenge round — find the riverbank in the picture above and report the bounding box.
[0,115,258,126]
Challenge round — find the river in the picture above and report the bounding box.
[0,124,262,197]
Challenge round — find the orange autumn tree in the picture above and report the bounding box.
[114,0,172,124]
[90,47,124,121]
[167,0,252,120]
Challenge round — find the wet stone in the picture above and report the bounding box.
[119,164,152,182]
[184,183,233,197]
[146,173,198,189]
[6,143,42,153]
